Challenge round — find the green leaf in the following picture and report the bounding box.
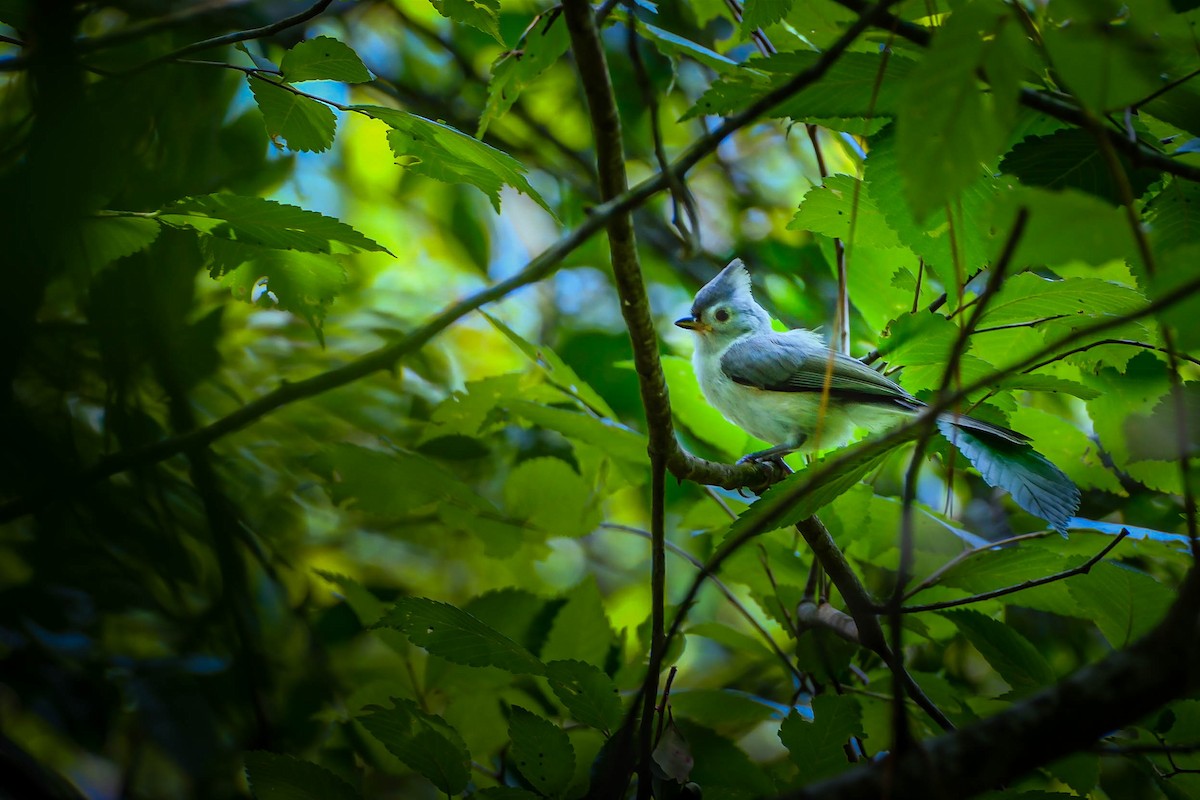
[482,311,617,419]
[686,51,916,124]
[668,689,776,733]
[789,175,905,250]
[1000,128,1159,205]
[378,596,547,675]
[1144,179,1200,255]
[978,274,1146,327]
[243,752,357,800]
[545,659,622,734]
[358,698,471,795]
[1047,752,1100,797]
[996,374,1100,401]
[936,544,1089,618]
[319,443,493,517]
[248,76,337,153]
[281,36,371,83]
[1042,0,1173,113]
[1006,405,1126,495]
[72,216,161,272]
[507,401,647,465]
[541,577,615,666]
[741,0,793,33]
[215,249,347,338]
[313,569,386,626]
[639,23,739,72]
[725,437,894,538]
[479,11,570,136]
[674,720,775,795]
[778,695,862,781]
[355,104,555,217]
[505,457,599,538]
[991,183,1138,269]
[161,193,390,254]
[429,0,504,44]
[864,127,999,281]
[942,609,1055,693]
[463,588,558,653]
[1067,561,1173,647]
[877,310,959,365]
[762,50,917,121]
[897,4,1022,218]
[508,706,575,798]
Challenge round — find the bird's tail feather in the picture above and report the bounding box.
[936,416,1079,534]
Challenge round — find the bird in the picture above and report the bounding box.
[674,259,1080,533]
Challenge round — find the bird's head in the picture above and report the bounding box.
[674,259,772,343]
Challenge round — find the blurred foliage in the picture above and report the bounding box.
[0,1,1198,799]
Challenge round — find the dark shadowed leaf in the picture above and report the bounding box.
[161,193,389,254]
[509,706,575,797]
[942,609,1055,693]
[778,695,862,781]
[358,698,471,795]
[378,597,546,675]
[546,660,622,734]
[244,752,357,800]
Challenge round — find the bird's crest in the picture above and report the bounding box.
[692,258,752,315]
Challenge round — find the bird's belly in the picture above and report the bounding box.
[696,356,853,447]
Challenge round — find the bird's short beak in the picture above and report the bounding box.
[675,316,709,332]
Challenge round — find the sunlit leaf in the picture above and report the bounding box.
[248,76,337,153]
[429,0,504,43]
[281,36,371,83]
[355,104,554,216]
[479,11,569,136]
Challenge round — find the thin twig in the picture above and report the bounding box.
[826,0,1200,185]
[626,10,699,249]
[600,523,803,683]
[902,530,1054,601]
[126,0,335,73]
[898,529,1130,613]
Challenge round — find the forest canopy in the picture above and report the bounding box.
[1,1,1199,799]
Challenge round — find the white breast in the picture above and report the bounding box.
[692,337,865,451]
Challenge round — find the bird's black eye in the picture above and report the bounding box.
[714,308,731,323]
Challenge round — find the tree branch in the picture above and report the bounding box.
[559,3,668,795]
[828,0,1200,185]
[774,567,1200,800]
[897,529,1130,613]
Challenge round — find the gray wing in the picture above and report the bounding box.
[720,332,918,407]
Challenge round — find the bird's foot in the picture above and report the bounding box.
[734,453,793,496]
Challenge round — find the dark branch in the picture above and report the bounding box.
[829,0,1200,185]
[774,567,1200,800]
[897,529,1130,613]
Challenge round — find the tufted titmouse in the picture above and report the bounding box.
[675,259,1079,532]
